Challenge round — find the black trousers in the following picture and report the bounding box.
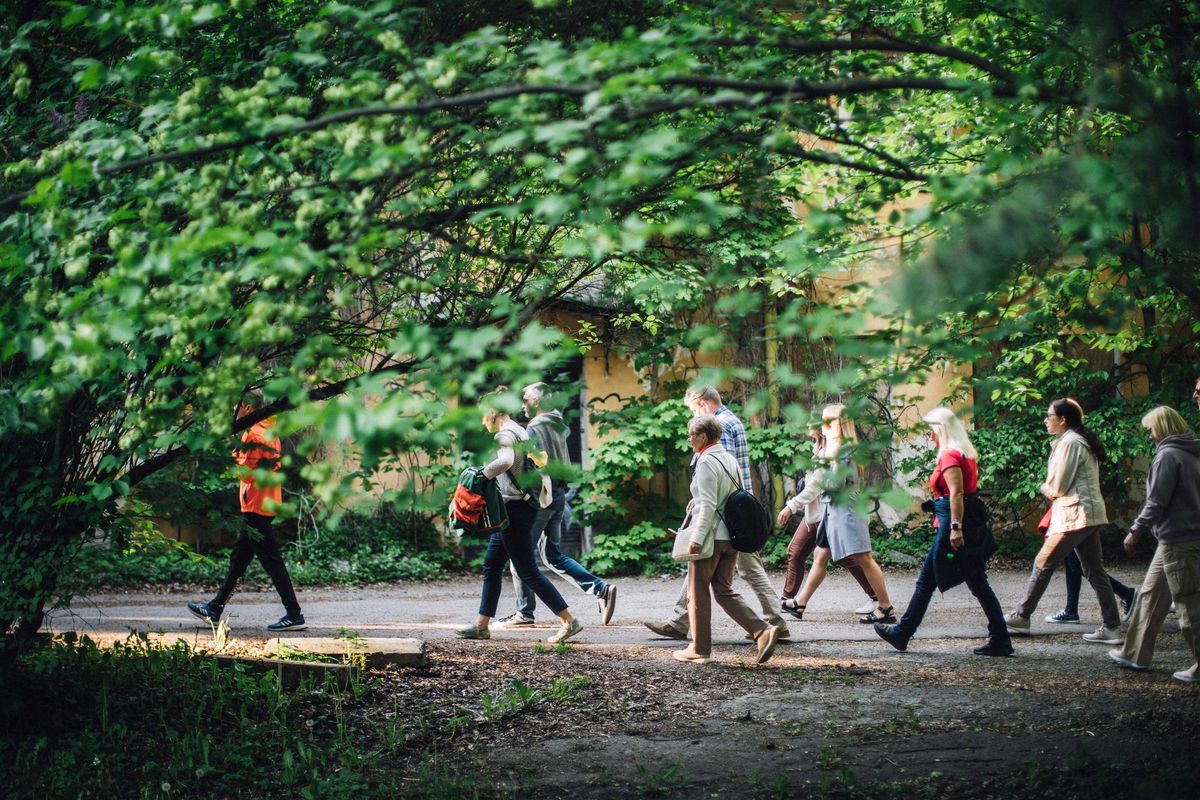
[211,512,302,617]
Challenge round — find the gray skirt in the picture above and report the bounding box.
[821,501,872,562]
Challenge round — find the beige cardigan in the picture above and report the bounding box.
[1041,430,1108,535]
[683,443,740,547]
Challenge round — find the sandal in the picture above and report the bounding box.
[781,598,806,620]
[859,605,896,624]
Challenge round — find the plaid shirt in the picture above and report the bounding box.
[714,405,753,493]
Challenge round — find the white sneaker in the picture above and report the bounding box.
[1005,611,1031,635]
[1107,648,1147,671]
[855,599,879,615]
[495,612,535,627]
[548,617,583,644]
[1083,625,1123,644]
[1172,664,1198,683]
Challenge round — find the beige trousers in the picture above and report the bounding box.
[1120,539,1200,667]
[687,540,769,656]
[671,549,784,631]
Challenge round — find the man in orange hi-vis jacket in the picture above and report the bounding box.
[188,390,305,631]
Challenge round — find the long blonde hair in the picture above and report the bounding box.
[922,406,978,459]
[820,403,859,461]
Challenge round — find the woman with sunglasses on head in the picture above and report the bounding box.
[777,424,881,620]
[875,407,1010,656]
[1108,406,1200,683]
[784,404,895,625]
[1004,398,1124,644]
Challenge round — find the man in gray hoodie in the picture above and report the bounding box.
[498,383,618,626]
[1108,405,1200,683]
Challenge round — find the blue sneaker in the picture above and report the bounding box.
[187,602,222,624]
[267,613,306,632]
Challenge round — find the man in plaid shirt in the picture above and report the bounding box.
[643,386,789,641]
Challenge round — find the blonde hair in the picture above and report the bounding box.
[821,403,858,443]
[1142,406,1190,441]
[922,406,978,459]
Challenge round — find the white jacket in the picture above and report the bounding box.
[684,443,740,547]
[784,467,827,525]
[1042,429,1108,534]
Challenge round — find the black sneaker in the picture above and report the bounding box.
[187,602,221,624]
[267,613,306,632]
[1044,609,1079,624]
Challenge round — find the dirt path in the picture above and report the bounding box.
[49,567,1200,798]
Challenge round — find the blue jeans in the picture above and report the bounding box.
[1061,550,1134,614]
[510,492,606,616]
[479,500,568,618]
[896,542,1009,644]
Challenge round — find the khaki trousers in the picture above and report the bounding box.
[1120,539,1200,667]
[671,549,784,631]
[1016,525,1121,629]
[687,540,769,656]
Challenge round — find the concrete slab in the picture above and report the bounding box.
[262,636,426,668]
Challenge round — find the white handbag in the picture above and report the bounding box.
[672,526,714,562]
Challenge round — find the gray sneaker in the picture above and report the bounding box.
[1083,625,1123,644]
[549,617,583,644]
[496,612,535,627]
[455,624,490,640]
[1005,611,1031,635]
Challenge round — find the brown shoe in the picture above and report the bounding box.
[644,621,688,640]
[755,625,781,665]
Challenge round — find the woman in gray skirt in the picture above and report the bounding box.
[785,404,895,624]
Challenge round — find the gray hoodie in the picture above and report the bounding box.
[527,409,572,492]
[1129,434,1200,544]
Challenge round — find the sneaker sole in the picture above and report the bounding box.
[602,586,617,626]
[269,624,307,632]
[188,609,219,624]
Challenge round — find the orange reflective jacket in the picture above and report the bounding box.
[234,419,282,515]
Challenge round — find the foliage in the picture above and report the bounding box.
[580,394,691,531]
[66,502,458,589]
[584,520,678,577]
[0,635,381,799]
[4,0,1200,654]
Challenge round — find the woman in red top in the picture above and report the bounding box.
[874,407,1011,656]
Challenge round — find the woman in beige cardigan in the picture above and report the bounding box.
[1005,398,1124,643]
[672,414,783,666]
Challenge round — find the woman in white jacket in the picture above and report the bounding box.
[672,414,783,666]
[778,405,895,624]
[1005,398,1124,643]
[777,427,879,619]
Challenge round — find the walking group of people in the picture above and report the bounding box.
[187,377,1200,684]
[642,379,1200,682]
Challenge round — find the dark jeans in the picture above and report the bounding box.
[896,543,1009,644]
[1061,551,1134,614]
[512,491,606,616]
[211,512,301,617]
[479,500,568,618]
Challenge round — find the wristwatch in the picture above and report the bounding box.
[950,522,962,530]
